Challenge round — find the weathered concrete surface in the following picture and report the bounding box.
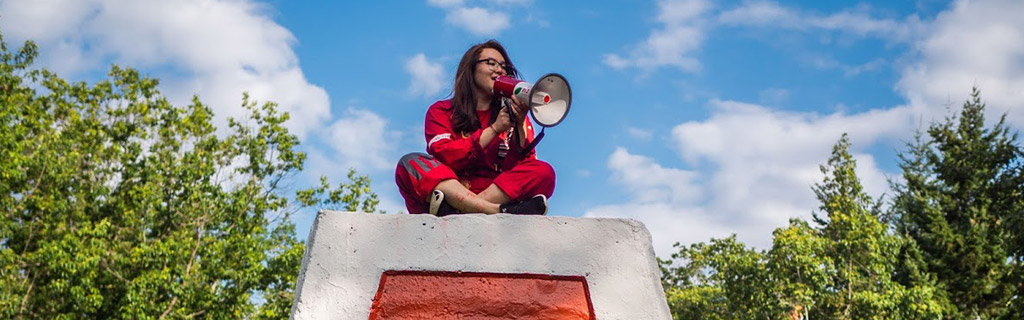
[290,212,671,320]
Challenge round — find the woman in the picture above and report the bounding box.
[395,40,555,215]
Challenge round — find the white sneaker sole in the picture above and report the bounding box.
[428,190,444,216]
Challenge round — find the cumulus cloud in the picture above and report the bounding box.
[321,108,402,172]
[587,100,912,257]
[0,0,329,139]
[592,1,1024,259]
[426,0,518,36]
[898,0,1024,127]
[603,0,711,72]
[608,147,702,204]
[445,7,511,36]
[0,0,417,223]
[405,53,446,98]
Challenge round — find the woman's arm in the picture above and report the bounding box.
[425,102,500,171]
[507,97,537,158]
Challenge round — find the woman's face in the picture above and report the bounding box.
[473,48,509,96]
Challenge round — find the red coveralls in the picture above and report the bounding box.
[395,99,556,214]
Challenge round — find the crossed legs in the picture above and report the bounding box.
[395,152,554,214]
[432,179,510,214]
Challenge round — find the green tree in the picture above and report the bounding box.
[767,218,831,319]
[810,134,944,319]
[890,88,1022,319]
[0,34,378,319]
[660,135,946,319]
[660,236,776,320]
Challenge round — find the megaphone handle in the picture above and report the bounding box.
[520,127,544,157]
[503,98,519,150]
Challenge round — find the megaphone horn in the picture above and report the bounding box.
[493,73,572,128]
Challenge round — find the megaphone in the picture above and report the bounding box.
[492,73,572,128]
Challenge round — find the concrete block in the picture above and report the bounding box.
[291,212,671,319]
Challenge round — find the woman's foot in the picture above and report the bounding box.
[429,190,460,216]
[499,194,548,215]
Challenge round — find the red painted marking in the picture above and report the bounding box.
[368,270,595,319]
[544,95,550,103]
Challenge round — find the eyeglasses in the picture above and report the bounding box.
[477,58,514,72]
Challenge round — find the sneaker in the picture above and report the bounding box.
[499,194,548,215]
[428,190,459,216]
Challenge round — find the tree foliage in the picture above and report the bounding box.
[661,89,1024,319]
[890,88,1023,319]
[660,134,952,319]
[0,34,378,319]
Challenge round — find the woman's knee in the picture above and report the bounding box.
[531,159,555,183]
[398,152,428,168]
[525,159,555,197]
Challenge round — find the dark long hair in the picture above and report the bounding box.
[449,40,519,135]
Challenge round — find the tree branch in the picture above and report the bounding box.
[158,296,178,320]
[18,272,37,316]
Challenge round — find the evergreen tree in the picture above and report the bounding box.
[890,88,1022,319]
[0,34,378,318]
[661,135,947,319]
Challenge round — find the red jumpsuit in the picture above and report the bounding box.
[395,99,556,214]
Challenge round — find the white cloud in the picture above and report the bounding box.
[321,108,402,172]
[427,0,464,8]
[586,202,733,259]
[806,56,886,77]
[625,126,654,141]
[592,0,1024,259]
[758,88,790,106]
[603,0,711,72]
[0,0,329,139]
[608,147,702,204]
[424,0,539,36]
[717,1,925,43]
[898,0,1024,127]
[587,101,911,257]
[444,7,511,36]
[716,0,798,27]
[604,1,926,74]
[405,53,446,98]
[488,0,533,6]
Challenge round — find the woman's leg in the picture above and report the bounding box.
[490,159,556,202]
[477,184,511,205]
[396,152,502,214]
[434,179,500,214]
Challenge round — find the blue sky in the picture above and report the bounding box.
[3,0,1023,257]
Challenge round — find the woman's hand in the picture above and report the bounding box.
[492,97,528,133]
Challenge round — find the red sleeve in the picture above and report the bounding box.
[424,101,497,171]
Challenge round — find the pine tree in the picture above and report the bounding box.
[891,88,1022,319]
